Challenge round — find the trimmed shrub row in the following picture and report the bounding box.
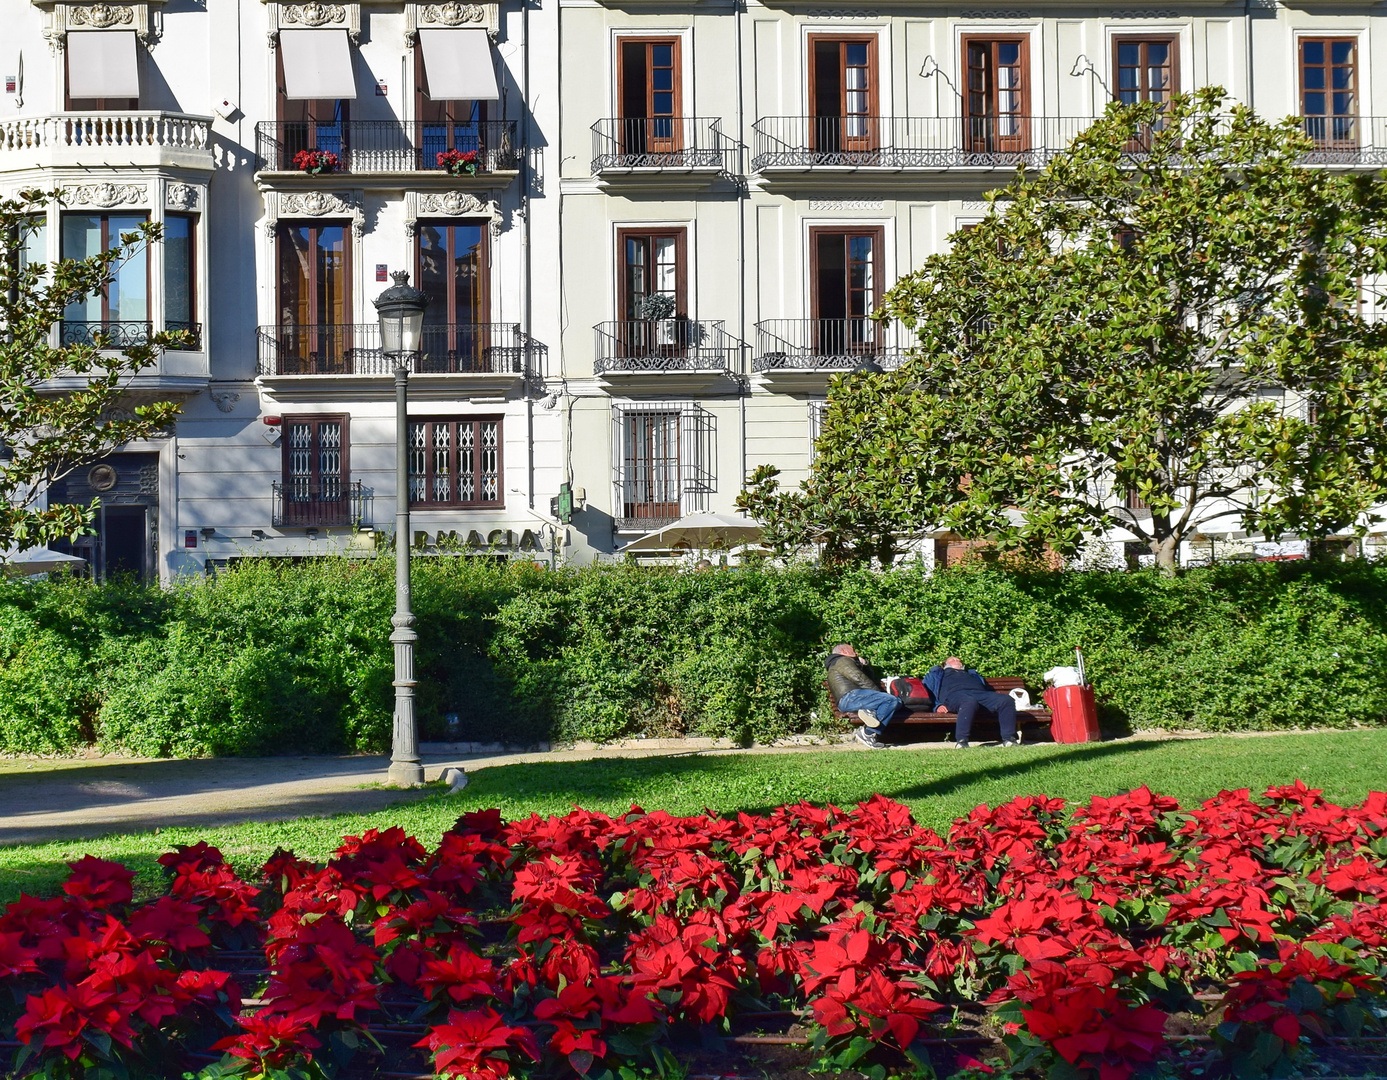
[0,559,1383,757]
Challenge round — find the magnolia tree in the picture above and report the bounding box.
[0,188,183,555]
[740,90,1387,569]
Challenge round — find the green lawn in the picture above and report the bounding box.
[2,730,1384,905]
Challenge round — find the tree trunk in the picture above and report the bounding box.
[1151,535,1179,573]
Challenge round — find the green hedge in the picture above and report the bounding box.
[0,559,1383,757]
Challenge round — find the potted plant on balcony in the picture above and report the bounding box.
[292,149,340,175]
[437,148,481,177]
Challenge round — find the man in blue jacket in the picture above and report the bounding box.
[924,657,1019,749]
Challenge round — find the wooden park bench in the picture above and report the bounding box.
[825,676,1052,737]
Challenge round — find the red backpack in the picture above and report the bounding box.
[888,676,934,708]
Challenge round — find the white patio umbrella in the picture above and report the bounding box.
[621,512,763,553]
[0,547,88,575]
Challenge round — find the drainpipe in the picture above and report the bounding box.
[1244,0,1254,109]
[522,0,535,511]
[735,0,748,500]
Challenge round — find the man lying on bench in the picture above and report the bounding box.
[825,644,902,750]
[926,657,1019,750]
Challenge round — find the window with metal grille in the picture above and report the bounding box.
[408,418,503,508]
[613,403,715,527]
[808,399,828,462]
[284,415,348,504]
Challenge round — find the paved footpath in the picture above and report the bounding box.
[0,737,870,846]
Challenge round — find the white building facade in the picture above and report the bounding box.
[0,0,1383,577]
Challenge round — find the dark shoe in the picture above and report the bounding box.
[857,708,882,729]
[952,741,971,749]
[856,726,886,749]
[1000,739,1020,747]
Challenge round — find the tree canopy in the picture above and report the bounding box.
[0,188,183,555]
[740,90,1387,569]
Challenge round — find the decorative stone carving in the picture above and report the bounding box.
[404,190,499,238]
[67,182,148,208]
[266,1,360,46]
[165,182,200,211]
[98,407,137,424]
[281,2,345,27]
[405,0,500,46]
[138,462,158,495]
[1109,9,1181,15]
[281,190,354,216]
[264,189,365,239]
[424,2,487,25]
[424,192,489,215]
[38,1,163,51]
[68,4,135,28]
[808,198,884,211]
[87,464,118,492]
[958,9,1031,17]
[208,390,240,413]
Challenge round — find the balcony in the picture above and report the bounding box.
[254,121,521,186]
[754,319,907,390]
[590,118,739,188]
[58,320,203,350]
[272,480,368,529]
[255,322,535,398]
[594,320,742,392]
[0,112,214,172]
[752,114,1387,183]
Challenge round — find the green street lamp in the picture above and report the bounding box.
[374,271,428,787]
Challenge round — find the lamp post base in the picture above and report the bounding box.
[387,760,426,788]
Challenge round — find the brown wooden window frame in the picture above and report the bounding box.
[163,211,197,341]
[1111,36,1179,107]
[407,416,504,509]
[617,227,688,322]
[275,46,350,168]
[415,45,488,168]
[415,219,491,326]
[808,34,880,154]
[1298,36,1358,149]
[617,37,683,154]
[281,413,351,496]
[809,225,885,322]
[618,408,683,523]
[961,35,1031,154]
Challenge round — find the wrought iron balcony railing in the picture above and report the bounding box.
[256,323,533,376]
[255,121,521,173]
[751,114,1387,171]
[754,319,906,372]
[272,480,367,528]
[590,118,739,173]
[59,321,154,348]
[58,321,204,349]
[593,320,741,374]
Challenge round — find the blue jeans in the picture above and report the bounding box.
[838,688,903,729]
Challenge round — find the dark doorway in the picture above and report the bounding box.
[101,506,148,579]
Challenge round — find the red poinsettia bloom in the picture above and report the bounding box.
[415,1007,539,1080]
[417,944,497,1003]
[62,856,135,911]
[214,1010,322,1069]
[1021,984,1168,1080]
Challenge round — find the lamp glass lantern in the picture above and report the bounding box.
[373,271,427,358]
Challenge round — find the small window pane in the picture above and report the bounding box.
[164,214,193,326]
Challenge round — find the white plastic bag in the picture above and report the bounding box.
[1043,665,1082,687]
[1009,687,1032,709]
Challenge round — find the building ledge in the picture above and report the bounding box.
[255,371,527,403]
[0,112,215,173]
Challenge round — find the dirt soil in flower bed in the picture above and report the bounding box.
[3,784,1387,1080]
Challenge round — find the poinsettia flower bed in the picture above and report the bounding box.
[3,785,1386,1080]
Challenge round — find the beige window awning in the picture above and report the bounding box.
[67,31,140,100]
[279,29,357,100]
[420,28,500,101]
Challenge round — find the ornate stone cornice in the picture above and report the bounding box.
[264,1,361,47]
[404,189,501,238]
[264,188,365,238]
[64,181,148,208]
[405,0,500,46]
[32,1,164,51]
